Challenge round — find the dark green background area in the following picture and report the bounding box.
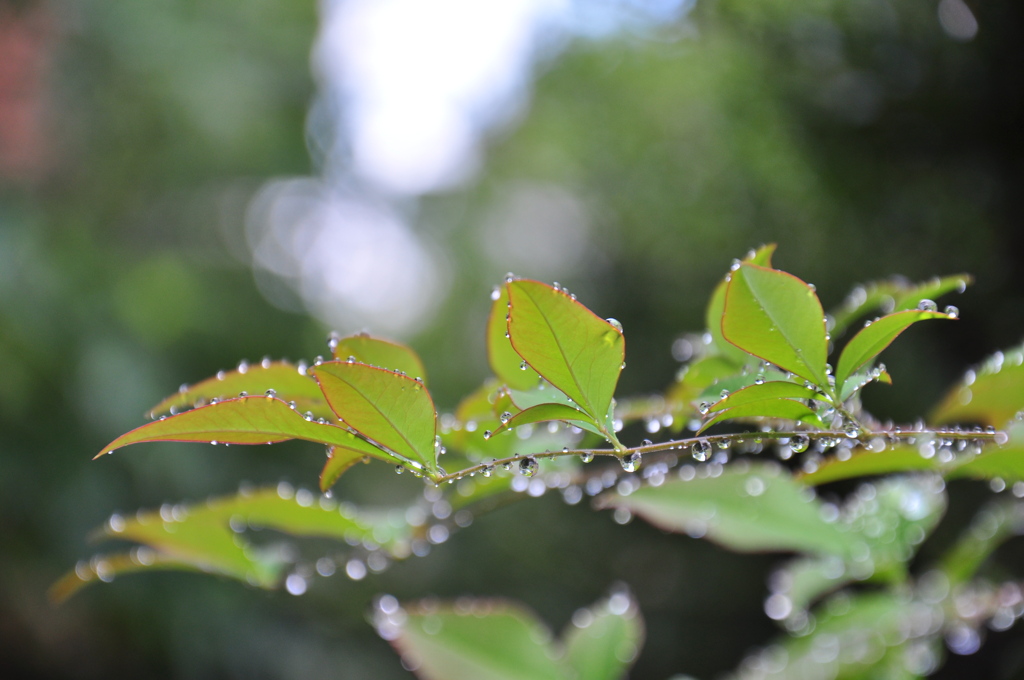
[2,0,1023,678]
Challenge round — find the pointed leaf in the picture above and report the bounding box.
[486,403,596,439]
[829,273,971,337]
[147,361,328,419]
[931,344,1024,427]
[722,264,829,389]
[312,361,438,475]
[55,488,411,601]
[836,310,950,391]
[506,280,623,429]
[598,462,854,557]
[704,245,777,364]
[389,601,565,680]
[708,381,820,413]
[698,398,825,433]
[97,396,401,466]
[563,590,644,680]
[666,354,743,419]
[331,334,428,385]
[507,384,604,436]
[320,445,372,492]
[488,286,542,391]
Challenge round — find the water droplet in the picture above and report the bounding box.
[285,573,307,596]
[641,439,653,447]
[519,456,538,477]
[754,377,765,385]
[500,412,512,425]
[210,440,219,446]
[237,360,249,374]
[394,465,405,475]
[945,305,959,319]
[501,460,513,471]
[790,434,810,453]
[490,286,501,301]
[844,424,862,439]
[216,370,226,380]
[917,299,938,312]
[698,402,711,415]
[620,451,641,472]
[691,440,711,462]
[720,389,730,399]
[481,464,494,477]
[519,360,528,371]
[579,452,594,463]
[346,355,356,364]
[483,430,492,439]
[238,391,248,398]
[265,389,277,399]
[605,318,623,332]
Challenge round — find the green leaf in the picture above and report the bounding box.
[704,245,777,365]
[55,488,411,601]
[931,344,1024,427]
[798,444,941,486]
[507,384,604,436]
[835,310,950,392]
[829,273,971,338]
[389,601,565,680]
[698,398,825,433]
[598,462,854,557]
[331,334,428,384]
[486,403,595,439]
[313,361,438,475]
[147,360,329,419]
[708,381,820,413]
[666,354,743,419]
[320,445,370,492]
[563,590,644,680]
[722,264,829,390]
[506,280,624,432]
[488,285,543,391]
[891,274,972,312]
[96,396,401,466]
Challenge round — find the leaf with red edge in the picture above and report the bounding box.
[485,403,593,439]
[835,310,950,392]
[147,361,329,419]
[312,361,439,476]
[698,399,825,433]
[331,334,428,385]
[488,285,542,391]
[96,396,402,466]
[506,280,623,433]
[722,264,829,391]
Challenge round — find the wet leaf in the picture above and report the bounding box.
[599,462,854,557]
[798,444,941,486]
[722,264,829,390]
[666,355,743,419]
[148,361,328,419]
[390,601,565,680]
[506,280,623,433]
[563,590,644,680]
[96,396,401,466]
[488,285,542,391]
[931,344,1024,427]
[829,273,971,338]
[54,488,409,601]
[312,361,439,476]
[705,245,776,365]
[708,381,820,413]
[331,334,428,385]
[698,399,825,433]
[486,403,595,439]
[507,384,604,436]
[835,310,949,392]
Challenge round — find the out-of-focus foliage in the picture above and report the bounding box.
[3,0,1024,678]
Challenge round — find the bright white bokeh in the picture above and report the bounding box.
[248,0,691,336]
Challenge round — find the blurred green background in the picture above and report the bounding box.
[2,0,1023,678]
